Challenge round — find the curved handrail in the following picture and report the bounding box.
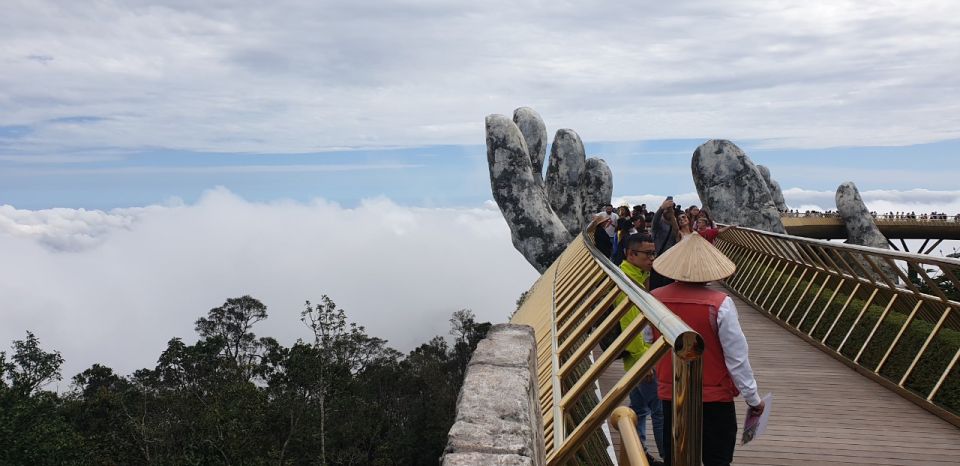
[729,223,960,271]
[509,225,705,466]
[714,224,960,427]
[581,225,705,356]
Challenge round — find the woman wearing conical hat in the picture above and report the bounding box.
[650,232,764,466]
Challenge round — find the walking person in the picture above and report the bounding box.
[617,233,664,465]
[650,233,765,466]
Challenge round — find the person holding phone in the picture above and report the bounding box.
[650,197,680,289]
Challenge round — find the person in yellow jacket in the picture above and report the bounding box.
[616,233,664,465]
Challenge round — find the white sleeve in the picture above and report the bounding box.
[717,297,761,406]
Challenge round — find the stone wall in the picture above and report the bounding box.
[441,324,545,466]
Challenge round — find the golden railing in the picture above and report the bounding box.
[511,231,704,465]
[715,226,960,426]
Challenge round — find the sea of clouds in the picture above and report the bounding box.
[0,188,539,384]
[3,186,960,384]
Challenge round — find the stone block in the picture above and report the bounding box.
[442,452,535,466]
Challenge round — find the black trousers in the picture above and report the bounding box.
[661,400,737,466]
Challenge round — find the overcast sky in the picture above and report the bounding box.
[3,0,960,381]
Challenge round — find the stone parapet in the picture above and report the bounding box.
[441,324,544,466]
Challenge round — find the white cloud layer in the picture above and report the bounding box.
[781,187,960,213]
[0,189,539,382]
[5,185,960,383]
[3,0,960,156]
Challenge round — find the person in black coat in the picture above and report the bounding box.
[591,213,613,258]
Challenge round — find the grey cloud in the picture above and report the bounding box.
[1,0,960,155]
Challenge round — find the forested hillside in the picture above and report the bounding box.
[0,296,490,465]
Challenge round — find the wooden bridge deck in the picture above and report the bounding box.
[598,284,960,465]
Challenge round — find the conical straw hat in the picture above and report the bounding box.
[653,232,736,282]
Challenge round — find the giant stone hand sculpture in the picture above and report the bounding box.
[692,140,786,234]
[758,164,788,213]
[486,108,613,273]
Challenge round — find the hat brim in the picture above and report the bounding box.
[653,233,736,282]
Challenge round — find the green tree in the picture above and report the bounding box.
[0,332,85,465]
[195,295,269,381]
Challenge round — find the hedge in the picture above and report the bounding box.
[726,261,960,415]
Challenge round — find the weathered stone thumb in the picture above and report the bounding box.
[486,115,572,273]
[580,158,613,220]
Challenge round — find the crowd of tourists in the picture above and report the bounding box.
[589,199,761,466]
[783,209,959,221]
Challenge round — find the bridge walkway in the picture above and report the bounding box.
[599,284,960,466]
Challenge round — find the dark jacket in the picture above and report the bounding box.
[652,207,678,255]
[593,227,613,258]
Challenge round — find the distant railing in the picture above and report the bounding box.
[781,212,960,223]
[511,230,704,465]
[715,226,960,426]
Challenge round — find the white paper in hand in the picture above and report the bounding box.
[741,393,773,446]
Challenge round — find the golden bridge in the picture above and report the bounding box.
[492,224,960,466]
[782,214,960,254]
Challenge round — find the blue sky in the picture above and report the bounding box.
[1,137,957,210]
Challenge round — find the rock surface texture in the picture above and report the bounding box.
[486,108,612,272]
[692,140,786,233]
[758,164,788,212]
[836,182,890,249]
[442,324,544,466]
[835,182,898,282]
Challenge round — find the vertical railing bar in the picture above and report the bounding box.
[907,260,952,304]
[864,254,899,291]
[777,267,809,319]
[822,283,862,344]
[739,241,773,294]
[875,300,924,373]
[786,270,820,323]
[752,257,784,304]
[723,242,750,288]
[855,294,899,363]
[809,278,846,336]
[732,239,764,288]
[818,245,850,280]
[555,255,589,287]
[788,239,818,269]
[837,288,879,353]
[549,246,565,449]
[798,242,831,273]
[557,267,603,307]
[827,248,866,283]
[883,256,923,297]
[840,248,883,287]
[928,344,960,401]
[745,255,776,301]
[898,307,951,387]
[557,259,599,297]
[797,275,833,329]
[556,283,619,342]
[762,262,795,309]
[672,335,703,466]
[938,266,960,294]
[730,249,761,290]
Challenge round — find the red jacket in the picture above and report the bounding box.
[652,282,739,402]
